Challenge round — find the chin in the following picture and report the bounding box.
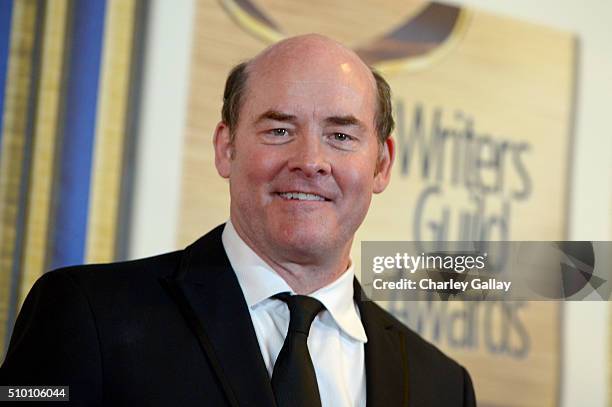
[274,224,335,255]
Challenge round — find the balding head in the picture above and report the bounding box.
[250,34,373,86]
[221,34,394,146]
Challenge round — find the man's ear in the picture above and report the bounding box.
[213,121,233,179]
[373,136,395,193]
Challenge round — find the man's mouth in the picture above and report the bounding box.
[277,192,329,201]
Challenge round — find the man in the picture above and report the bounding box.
[1,34,475,406]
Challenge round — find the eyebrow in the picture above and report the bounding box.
[255,110,297,124]
[255,110,366,130]
[324,115,365,129]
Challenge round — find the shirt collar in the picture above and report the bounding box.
[222,220,367,343]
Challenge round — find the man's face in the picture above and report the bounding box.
[214,46,393,262]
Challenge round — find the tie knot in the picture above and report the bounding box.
[275,293,324,336]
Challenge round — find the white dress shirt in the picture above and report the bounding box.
[222,221,367,407]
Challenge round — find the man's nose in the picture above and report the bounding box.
[287,134,331,177]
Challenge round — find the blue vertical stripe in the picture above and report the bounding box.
[0,0,14,148]
[49,0,106,269]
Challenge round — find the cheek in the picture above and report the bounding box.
[337,157,378,193]
[231,148,285,195]
[335,167,376,218]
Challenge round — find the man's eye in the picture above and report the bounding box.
[271,128,288,137]
[333,133,352,141]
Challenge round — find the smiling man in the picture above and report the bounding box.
[1,35,475,406]
[214,36,393,295]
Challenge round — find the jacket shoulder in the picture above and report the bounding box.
[29,250,186,320]
[53,250,183,285]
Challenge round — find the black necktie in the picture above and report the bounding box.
[272,293,324,407]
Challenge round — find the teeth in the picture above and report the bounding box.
[279,192,325,201]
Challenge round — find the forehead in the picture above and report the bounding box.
[241,48,377,125]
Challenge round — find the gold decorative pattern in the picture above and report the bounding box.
[19,0,70,308]
[0,0,39,354]
[85,0,138,263]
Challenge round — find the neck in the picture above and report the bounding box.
[231,221,352,295]
[264,252,351,295]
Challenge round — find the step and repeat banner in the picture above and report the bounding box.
[179,1,576,406]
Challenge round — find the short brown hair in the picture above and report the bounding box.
[221,61,395,144]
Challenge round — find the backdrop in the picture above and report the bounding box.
[178,1,576,406]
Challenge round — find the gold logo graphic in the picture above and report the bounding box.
[219,0,471,73]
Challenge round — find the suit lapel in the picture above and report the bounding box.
[162,226,413,406]
[355,280,409,407]
[161,225,276,407]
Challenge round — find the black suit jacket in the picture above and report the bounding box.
[1,225,476,406]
